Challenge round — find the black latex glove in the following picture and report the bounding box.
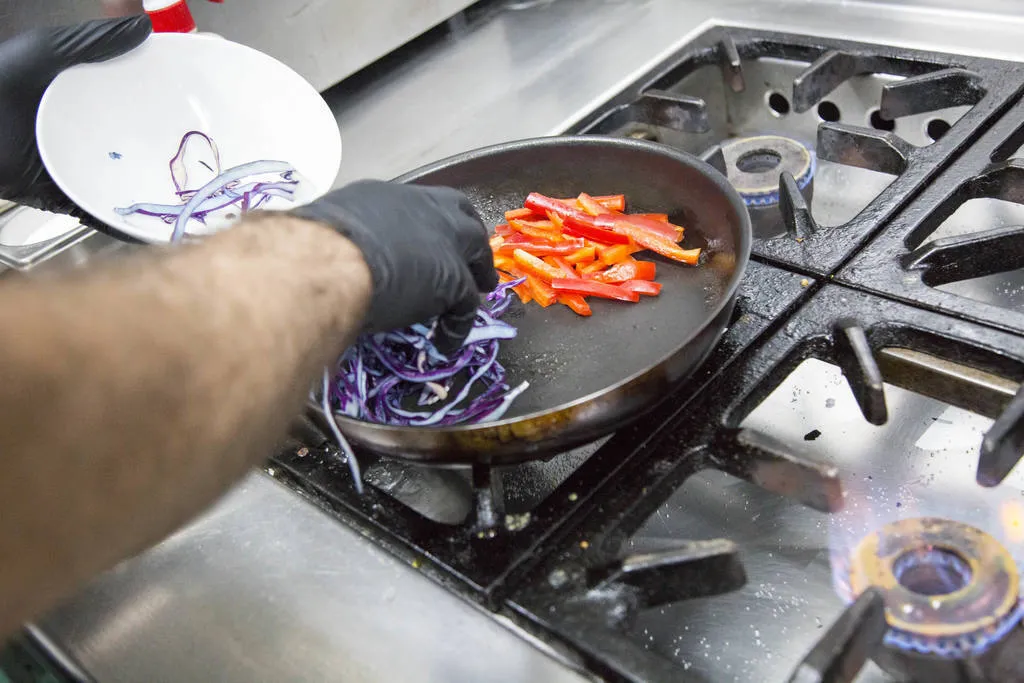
[0,16,151,213]
[290,180,499,353]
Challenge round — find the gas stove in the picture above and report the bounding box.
[269,24,1024,682]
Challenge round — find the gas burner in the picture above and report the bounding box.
[842,518,1023,660]
[721,135,815,207]
[569,25,1024,275]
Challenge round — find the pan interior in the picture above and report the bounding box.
[401,139,744,420]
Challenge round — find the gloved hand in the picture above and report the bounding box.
[0,16,151,213]
[290,180,499,353]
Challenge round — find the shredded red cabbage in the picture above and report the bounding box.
[325,277,529,427]
[115,130,298,241]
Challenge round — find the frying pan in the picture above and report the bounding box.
[313,136,751,466]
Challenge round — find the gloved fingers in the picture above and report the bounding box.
[433,274,479,355]
[423,186,498,292]
[50,15,151,70]
[462,218,499,293]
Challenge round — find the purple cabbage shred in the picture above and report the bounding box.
[326,277,529,427]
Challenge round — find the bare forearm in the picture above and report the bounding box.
[0,215,369,635]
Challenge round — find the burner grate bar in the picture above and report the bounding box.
[880,68,984,119]
[833,320,888,425]
[816,122,912,175]
[588,539,746,608]
[723,428,845,513]
[779,170,818,241]
[718,33,745,93]
[791,50,864,114]
[979,383,1024,487]
[785,589,887,683]
[875,347,1018,420]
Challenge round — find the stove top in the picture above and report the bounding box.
[271,23,1024,683]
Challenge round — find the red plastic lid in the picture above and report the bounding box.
[145,0,197,33]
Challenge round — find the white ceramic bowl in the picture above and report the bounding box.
[36,32,341,243]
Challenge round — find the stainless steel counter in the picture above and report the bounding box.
[33,1,1024,681]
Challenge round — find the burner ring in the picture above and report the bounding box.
[847,517,1022,657]
[720,135,814,206]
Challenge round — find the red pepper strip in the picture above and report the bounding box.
[551,278,640,303]
[619,279,663,297]
[576,192,612,217]
[607,220,702,264]
[634,213,668,222]
[591,259,657,283]
[563,221,631,245]
[495,238,585,257]
[596,213,681,242]
[578,259,607,276]
[505,207,536,222]
[493,254,518,272]
[489,235,504,250]
[565,245,597,264]
[503,230,560,245]
[545,211,565,231]
[525,193,601,230]
[594,194,626,211]
[513,223,565,242]
[598,243,641,266]
[510,218,559,231]
[558,294,592,316]
[555,194,626,211]
[525,273,557,307]
[544,255,579,278]
[497,270,536,305]
[494,223,514,236]
[512,248,566,282]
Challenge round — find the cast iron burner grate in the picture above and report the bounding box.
[566,26,1024,276]
[268,261,811,601]
[841,93,1024,337]
[502,285,1024,683]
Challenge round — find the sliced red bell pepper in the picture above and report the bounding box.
[494,223,514,236]
[512,222,564,242]
[498,271,533,304]
[493,254,518,272]
[606,220,701,264]
[619,279,663,297]
[598,243,641,266]
[525,193,601,230]
[512,248,566,282]
[556,194,626,211]
[503,231,556,245]
[562,221,632,245]
[510,218,559,232]
[543,255,579,278]
[633,213,669,222]
[545,211,565,231]
[525,273,557,307]
[505,207,537,222]
[550,278,640,303]
[591,259,657,283]
[576,192,612,217]
[594,194,626,211]
[578,259,608,276]
[495,238,585,257]
[558,293,592,316]
[596,214,682,243]
[565,245,597,264]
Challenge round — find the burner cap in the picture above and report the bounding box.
[720,135,814,207]
[846,517,1023,658]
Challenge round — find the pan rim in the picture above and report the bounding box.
[328,135,752,438]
